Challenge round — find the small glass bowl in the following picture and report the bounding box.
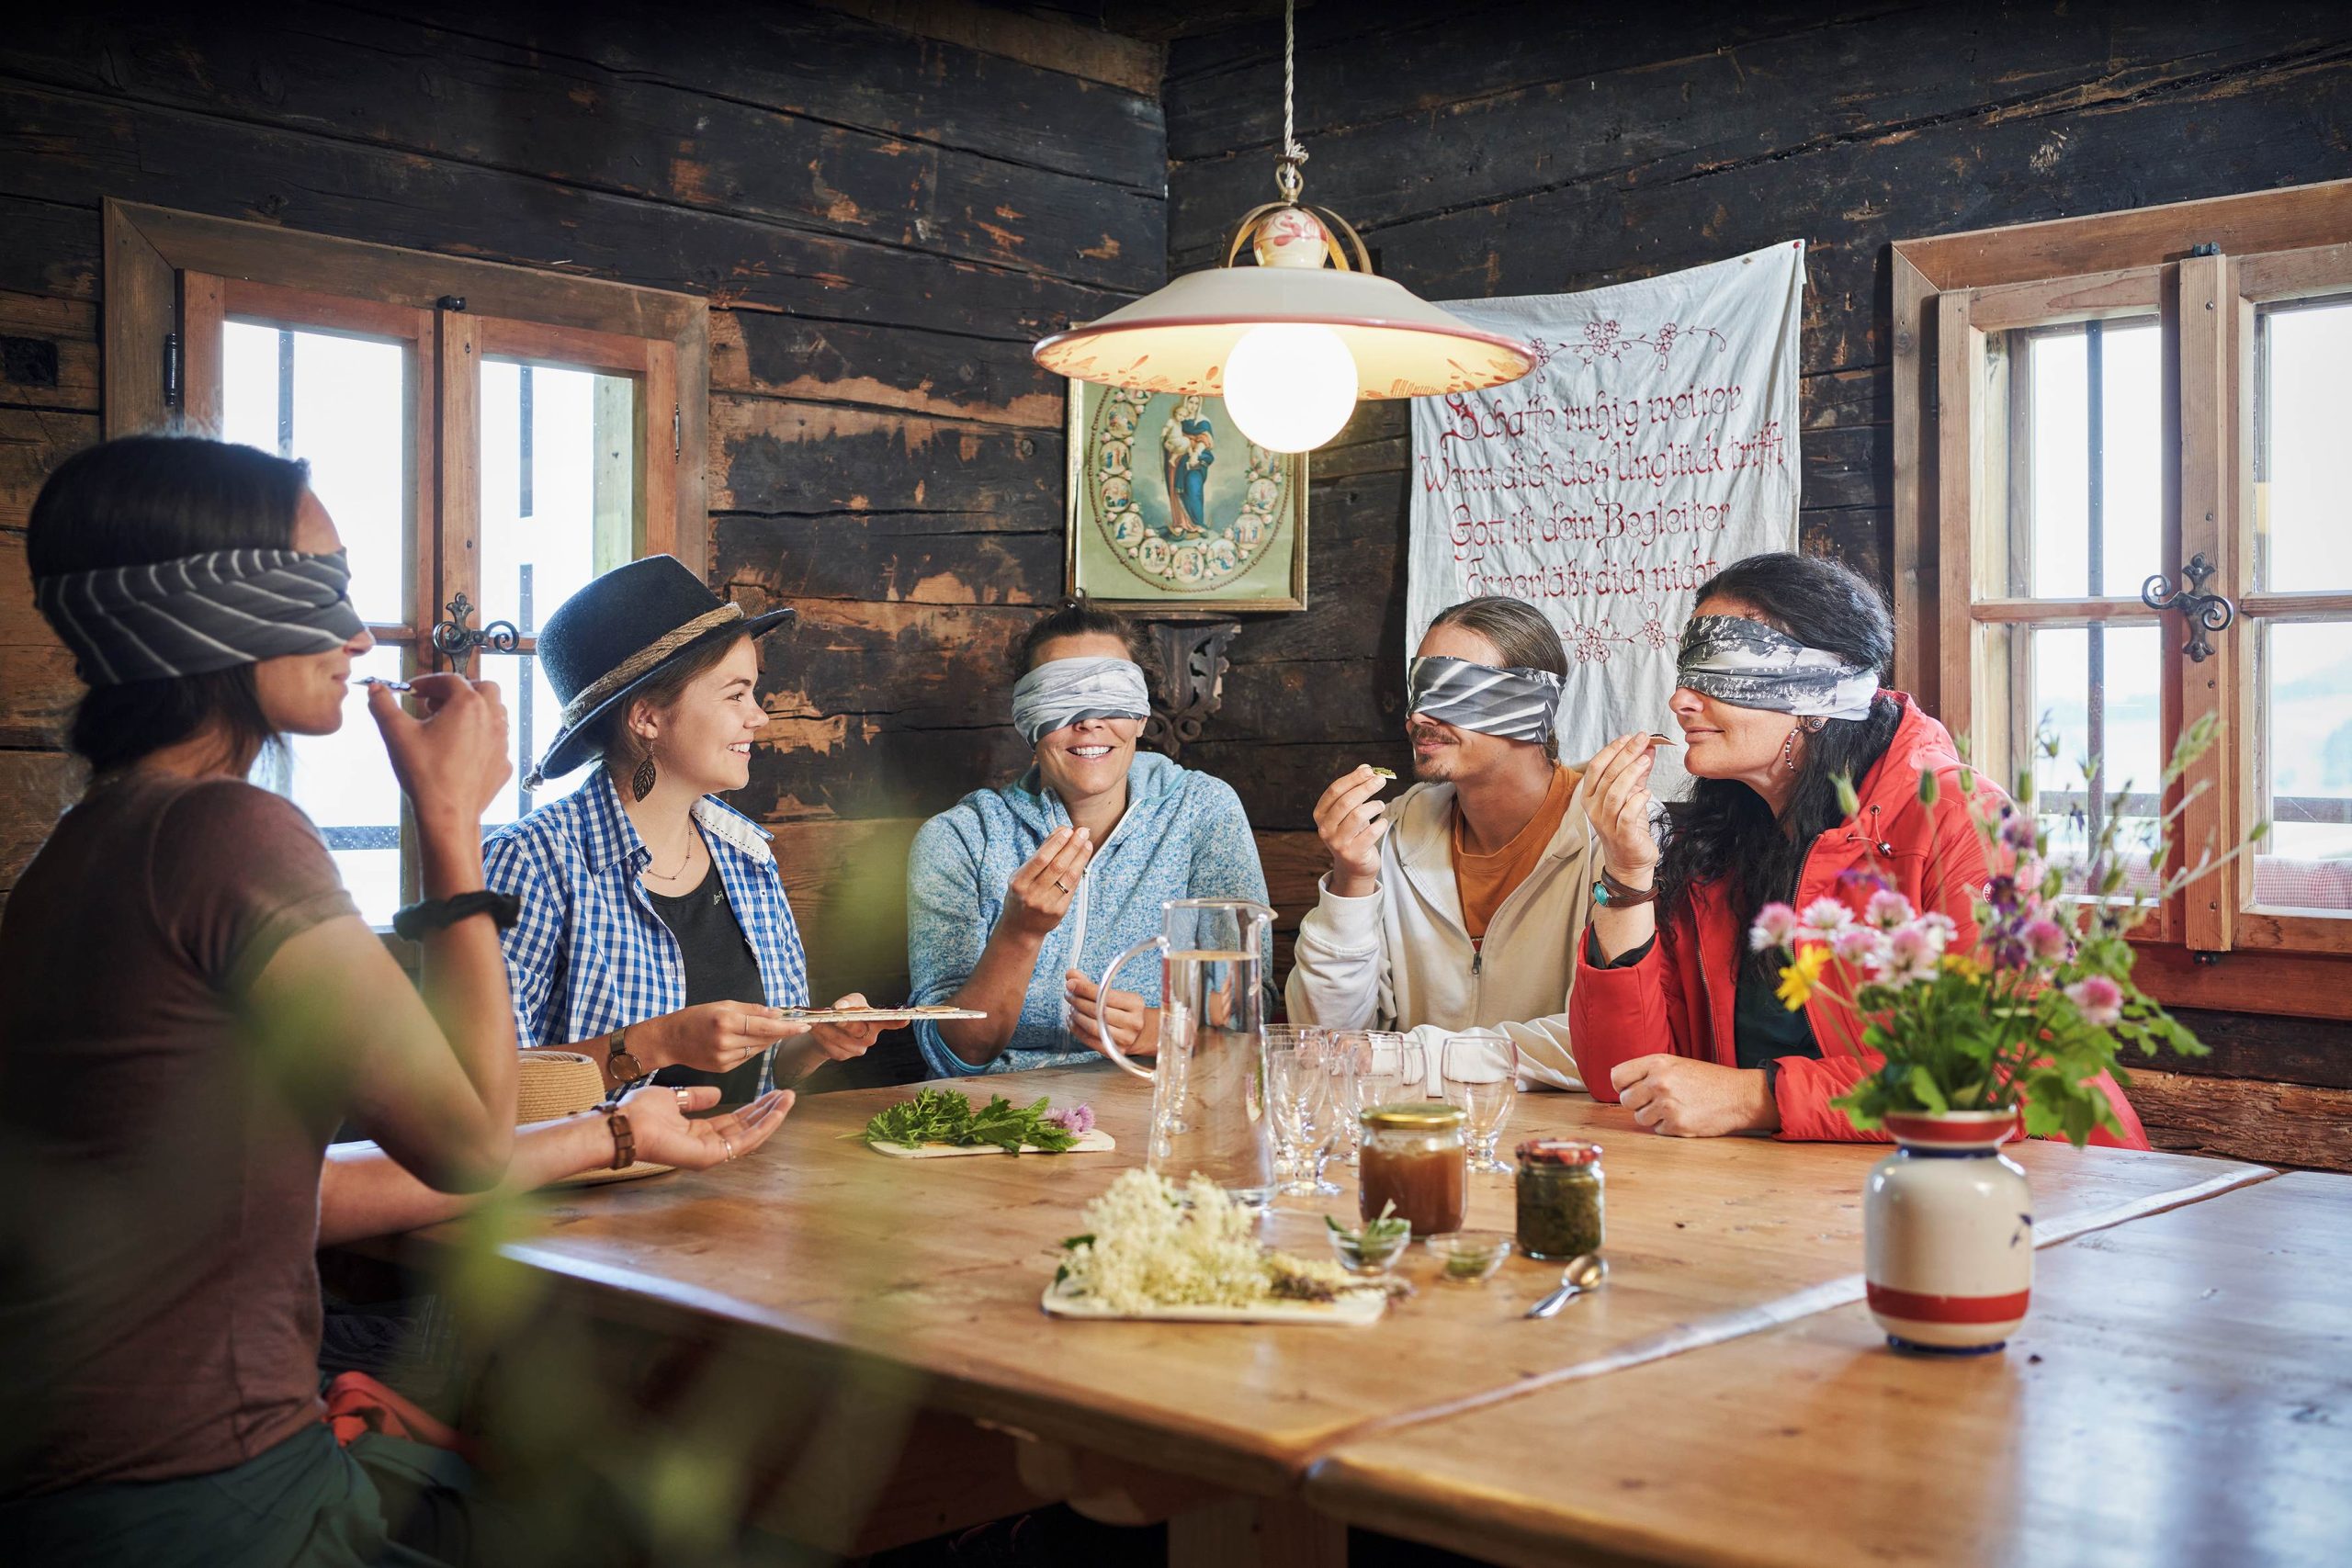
[1427,1230,1514,1282]
[1328,1223,1413,1275]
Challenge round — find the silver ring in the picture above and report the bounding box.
[1053,878,1070,893]
[674,1088,693,1109]
[719,1131,737,1162]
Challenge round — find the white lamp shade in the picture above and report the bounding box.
[1034,265,1536,400]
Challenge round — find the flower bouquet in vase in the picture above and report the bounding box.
[1750,716,2256,1355]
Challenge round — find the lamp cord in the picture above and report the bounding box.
[1277,0,1307,199]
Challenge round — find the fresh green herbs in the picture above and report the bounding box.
[1325,1201,1409,1249]
[856,1088,1081,1154]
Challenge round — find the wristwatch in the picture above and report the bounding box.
[605,1025,649,1086]
[1591,864,1659,908]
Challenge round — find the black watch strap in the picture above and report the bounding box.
[390,889,521,942]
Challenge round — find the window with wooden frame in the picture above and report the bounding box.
[104,201,709,928]
[1894,179,2352,1021]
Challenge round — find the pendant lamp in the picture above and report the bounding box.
[1032,0,1538,453]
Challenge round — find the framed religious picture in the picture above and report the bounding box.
[1066,383,1308,612]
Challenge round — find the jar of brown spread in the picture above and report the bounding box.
[1515,1138,1603,1260]
[1359,1103,1468,1236]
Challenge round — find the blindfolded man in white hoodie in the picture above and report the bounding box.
[1285,596,1597,1090]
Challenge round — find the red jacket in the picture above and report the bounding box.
[1570,694,2150,1148]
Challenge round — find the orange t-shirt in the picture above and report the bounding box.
[1452,762,1580,944]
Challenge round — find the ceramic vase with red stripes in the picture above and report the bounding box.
[1864,1110,2032,1355]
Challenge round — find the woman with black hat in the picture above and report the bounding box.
[483,556,883,1100]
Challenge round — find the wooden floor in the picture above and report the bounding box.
[371,1065,2335,1566]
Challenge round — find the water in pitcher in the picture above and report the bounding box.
[1094,899,1279,1207]
[1151,947,1273,1205]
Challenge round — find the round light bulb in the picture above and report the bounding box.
[1219,323,1359,453]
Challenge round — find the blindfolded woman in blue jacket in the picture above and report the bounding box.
[906,598,1269,1077]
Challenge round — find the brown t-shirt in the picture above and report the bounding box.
[1452,762,1581,945]
[0,773,359,1497]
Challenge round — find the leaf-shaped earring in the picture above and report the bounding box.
[631,752,657,802]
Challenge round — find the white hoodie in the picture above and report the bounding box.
[1283,773,1596,1091]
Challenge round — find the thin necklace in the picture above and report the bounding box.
[646,823,699,882]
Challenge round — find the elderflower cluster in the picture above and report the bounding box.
[1054,1169,1357,1312]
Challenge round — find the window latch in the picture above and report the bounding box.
[431,592,521,660]
[163,331,181,408]
[2140,553,2236,663]
[673,403,682,460]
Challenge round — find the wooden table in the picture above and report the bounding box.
[390,1066,2270,1563]
[1309,1171,2351,1568]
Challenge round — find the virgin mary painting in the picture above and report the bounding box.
[1161,395,1216,538]
[1069,383,1306,610]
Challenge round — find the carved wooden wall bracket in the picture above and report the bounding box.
[1139,618,1242,760]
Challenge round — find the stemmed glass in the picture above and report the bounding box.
[1306,1043,1356,1198]
[1266,1026,1336,1197]
[1333,1030,1422,1165]
[1442,1029,1520,1175]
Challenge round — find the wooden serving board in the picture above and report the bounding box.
[866,1129,1117,1158]
[1040,1282,1387,1325]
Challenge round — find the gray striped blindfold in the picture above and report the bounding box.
[1407,655,1564,745]
[35,547,366,687]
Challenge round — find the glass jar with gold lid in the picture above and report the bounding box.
[1358,1102,1467,1236]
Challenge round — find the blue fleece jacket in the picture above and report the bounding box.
[906,750,1269,1077]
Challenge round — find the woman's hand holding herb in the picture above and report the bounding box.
[1002,826,1094,939]
[1586,732,1663,963]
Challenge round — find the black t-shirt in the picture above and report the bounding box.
[645,859,769,1101]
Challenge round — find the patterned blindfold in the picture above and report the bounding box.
[1407,655,1564,745]
[1675,615,1879,720]
[35,547,365,688]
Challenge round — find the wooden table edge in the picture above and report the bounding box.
[1292,1158,2278,1461]
[1295,1161,2284,1567]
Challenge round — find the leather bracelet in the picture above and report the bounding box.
[605,1106,636,1170]
[1592,864,1659,908]
[390,888,521,942]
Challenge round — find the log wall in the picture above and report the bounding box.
[1166,0,2352,1165]
[0,0,1165,1083]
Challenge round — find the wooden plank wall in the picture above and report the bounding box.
[0,0,1166,1081]
[1164,0,2352,1164]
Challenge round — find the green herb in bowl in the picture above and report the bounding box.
[1427,1230,1514,1281]
[1325,1202,1412,1273]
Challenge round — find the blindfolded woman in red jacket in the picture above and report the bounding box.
[1569,552,2148,1148]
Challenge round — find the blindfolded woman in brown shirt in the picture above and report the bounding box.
[0,436,782,1567]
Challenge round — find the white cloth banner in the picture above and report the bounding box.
[1407,242,1807,781]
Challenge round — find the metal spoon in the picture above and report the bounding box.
[1523,1253,1607,1319]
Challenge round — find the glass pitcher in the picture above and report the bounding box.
[1094,897,1277,1205]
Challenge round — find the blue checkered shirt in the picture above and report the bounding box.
[483,771,810,1067]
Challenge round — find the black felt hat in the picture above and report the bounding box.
[526,555,795,786]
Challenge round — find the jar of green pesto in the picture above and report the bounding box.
[1515,1138,1603,1260]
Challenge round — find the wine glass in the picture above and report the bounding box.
[1333,1030,1420,1165]
[1265,1025,1328,1197]
[1304,1043,1356,1198]
[1442,1029,1519,1175]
